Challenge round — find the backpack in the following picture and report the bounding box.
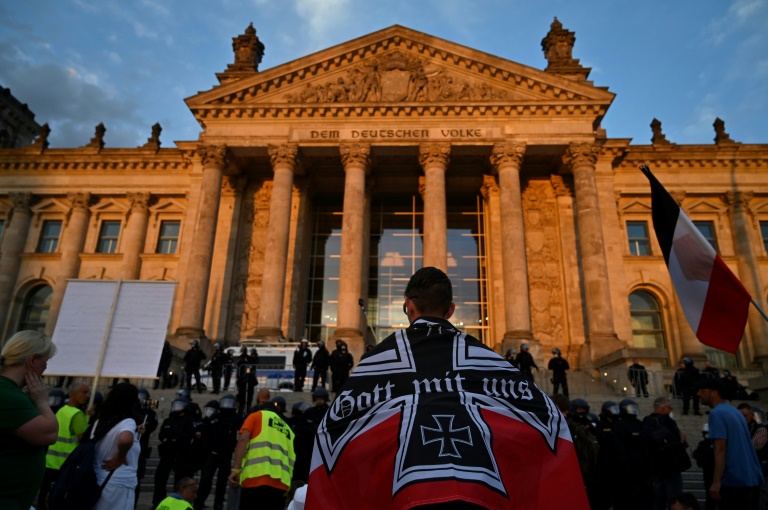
[646,417,691,476]
[569,420,600,478]
[48,421,116,510]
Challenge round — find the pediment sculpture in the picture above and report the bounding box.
[283,50,507,104]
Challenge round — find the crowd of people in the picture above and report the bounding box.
[2,267,768,509]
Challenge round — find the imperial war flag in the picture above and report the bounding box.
[306,318,588,509]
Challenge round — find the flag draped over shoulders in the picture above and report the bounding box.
[306,318,588,510]
[640,164,751,354]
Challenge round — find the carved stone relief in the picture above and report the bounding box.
[284,50,507,104]
[522,179,567,350]
[239,181,273,336]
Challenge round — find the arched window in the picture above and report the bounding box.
[19,285,53,332]
[629,290,666,349]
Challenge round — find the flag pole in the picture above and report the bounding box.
[751,298,768,324]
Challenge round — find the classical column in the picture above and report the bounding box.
[0,192,34,333]
[419,143,450,271]
[175,145,228,339]
[334,144,370,359]
[254,144,298,339]
[120,192,151,280]
[563,143,624,361]
[727,191,768,366]
[45,192,92,336]
[491,143,534,353]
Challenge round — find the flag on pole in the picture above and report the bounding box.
[640,164,751,354]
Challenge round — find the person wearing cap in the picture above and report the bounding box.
[229,393,295,509]
[698,377,764,508]
[548,348,569,398]
[184,339,207,394]
[292,339,313,393]
[310,340,329,392]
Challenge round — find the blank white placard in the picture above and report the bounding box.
[47,280,176,378]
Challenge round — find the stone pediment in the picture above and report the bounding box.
[186,25,614,120]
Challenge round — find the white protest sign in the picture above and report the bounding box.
[47,280,177,378]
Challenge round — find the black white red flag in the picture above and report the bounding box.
[641,164,751,354]
[305,318,588,509]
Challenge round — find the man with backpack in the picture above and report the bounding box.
[641,397,690,510]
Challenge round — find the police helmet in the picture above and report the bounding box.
[505,348,516,358]
[190,339,199,347]
[240,345,248,354]
[340,344,348,351]
[301,338,309,344]
[250,347,258,356]
[220,394,237,410]
[520,343,529,352]
[48,389,66,408]
[569,398,590,415]
[317,340,325,347]
[171,398,189,413]
[177,388,191,400]
[203,400,220,418]
[313,387,330,400]
[552,348,561,356]
[138,388,151,403]
[600,401,620,417]
[723,369,732,377]
[619,398,640,417]
[214,342,222,351]
[682,356,693,366]
[269,396,287,413]
[292,401,310,416]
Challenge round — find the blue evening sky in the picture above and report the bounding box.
[1,0,766,148]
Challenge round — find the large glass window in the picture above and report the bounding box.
[629,290,666,349]
[627,221,651,256]
[19,285,53,332]
[96,220,121,253]
[694,221,718,252]
[156,220,180,254]
[304,198,343,344]
[303,194,489,346]
[37,220,61,253]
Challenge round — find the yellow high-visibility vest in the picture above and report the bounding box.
[240,410,295,488]
[45,405,84,470]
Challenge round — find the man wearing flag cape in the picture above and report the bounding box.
[306,267,588,509]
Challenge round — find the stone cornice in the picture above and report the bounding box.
[191,102,610,121]
[0,149,193,172]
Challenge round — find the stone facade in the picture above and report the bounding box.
[1,22,767,374]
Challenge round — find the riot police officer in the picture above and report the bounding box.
[311,340,330,391]
[613,399,652,509]
[208,342,227,394]
[548,348,570,398]
[222,348,235,391]
[293,387,331,483]
[514,343,538,380]
[152,397,201,506]
[184,339,207,393]
[504,348,517,368]
[195,396,242,510]
[236,346,259,415]
[292,338,313,392]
